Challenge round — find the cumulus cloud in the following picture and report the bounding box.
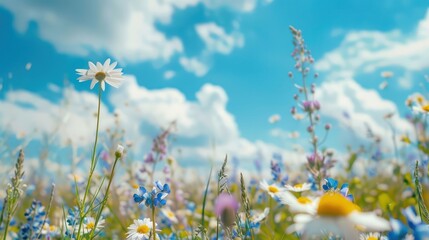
[316,78,413,142]
[0,87,113,146]
[0,0,188,62]
[195,22,244,55]
[0,76,303,169]
[202,0,274,12]
[163,70,176,80]
[315,9,429,79]
[179,57,209,76]
[0,0,270,63]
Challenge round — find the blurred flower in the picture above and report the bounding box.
[115,144,124,158]
[277,192,319,215]
[41,223,60,236]
[126,218,158,240]
[284,183,312,192]
[287,193,390,238]
[381,71,394,78]
[268,114,281,124]
[83,216,104,234]
[360,232,387,240]
[76,58,124,91]
[161,208,178,224]
[401,135,411,144]
[260,180,285,198]
[413,104,429,114]
[214,193,239,228]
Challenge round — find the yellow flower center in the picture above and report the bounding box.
[137,224,150,234]
[417,96,424,103]
[294,183,303,189]
[95,72,106,81]
[49,226,56,232]
[86,222,95,230]
[268,185,279,193]
[367,237,377,240]
[422,104,429,112]
[317,193,360,216]
[297,196,312,204]
[167,211,175,218]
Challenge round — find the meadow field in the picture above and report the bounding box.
[2,1,429,239]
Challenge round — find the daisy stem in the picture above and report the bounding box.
[77,85,102,238]
[152,206,156,240]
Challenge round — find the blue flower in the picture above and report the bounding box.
[322,178,338,191]
[133,181,170,208]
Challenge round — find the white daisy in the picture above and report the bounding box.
[251,207,270,223]
[40,223,59,236]
[284,183,312,192]
[83,217,105,234]
[76,58,124,91]
[412,104,429,114]
[127,218,158,240]
[161,208,178,224]
[287,192,390,239]
[260,180,287,198]
[360,232,388,240]
[277,191,319,215]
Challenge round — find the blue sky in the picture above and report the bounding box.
[0,0,429,170]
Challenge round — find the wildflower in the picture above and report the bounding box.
[360,232,388,240]
[115,144,125,158]
[277,191,319,215]
[381,71,394,78]
[260,180,286,198]
[41,222,60,236]
[214,193,239,228]
[250,208,270,224]
[401,135,411,144]
[284,183,312,192]
[82,217,105,234]
[133,181,170,208]
[287,193,390,238]
[126,218,158,240]
[76,58,124,91]
[413,104,429,114]
[161,208,178,224]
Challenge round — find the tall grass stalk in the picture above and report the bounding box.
[2,149,25,240]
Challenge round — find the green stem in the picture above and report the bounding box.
[89,155,120,238]
[152,206,156,240]
[2,216,9,240]
[77,85,102,238]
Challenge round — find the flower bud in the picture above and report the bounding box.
[115,144,124,158]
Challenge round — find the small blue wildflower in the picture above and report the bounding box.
[18,200,46,240]
[339,183,354,202]
[388,217,408,240]
[133,181,170,208]
[322,178,338,191]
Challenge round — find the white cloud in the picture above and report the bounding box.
[163,70,176,80]
[0,0,270,63]
[398,72,413,89]
[316,78,413,143]
[179,57,209,76]
[0,0,189,63]
[0,87,113,146]
[316,9,429,79]
[196,22,244,55]
[0,76,304,169]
